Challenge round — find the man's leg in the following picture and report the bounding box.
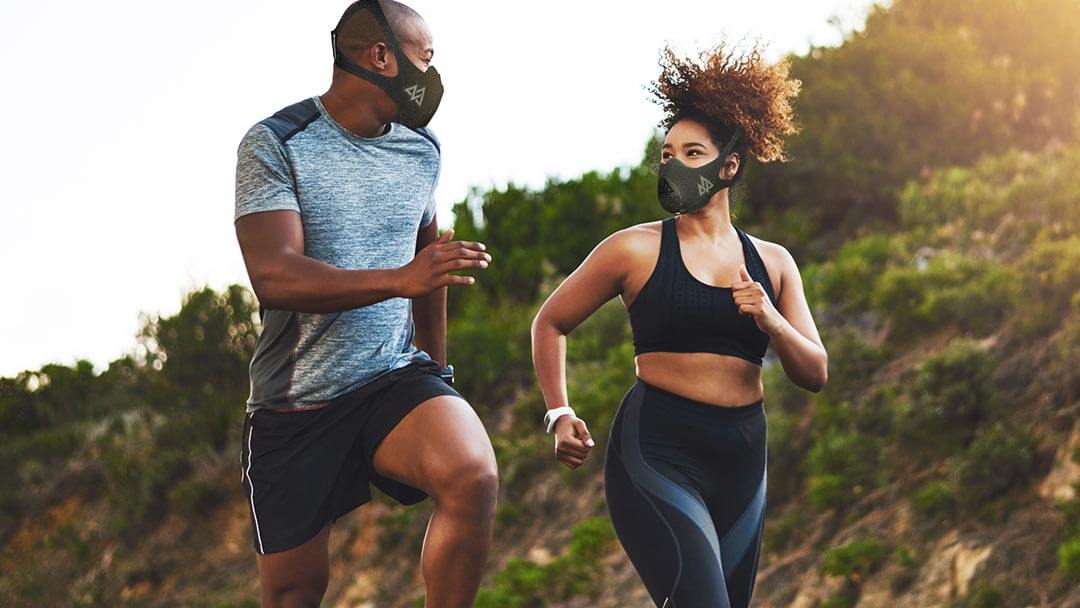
[372,395,499,608]
[255,522,332,608]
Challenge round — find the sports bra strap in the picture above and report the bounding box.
[735,226,777,305]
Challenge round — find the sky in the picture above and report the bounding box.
[0,0,878,377]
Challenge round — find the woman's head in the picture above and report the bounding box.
[650,42,801,194]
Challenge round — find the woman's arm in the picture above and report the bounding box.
[531,230,635,468]
[733,245,828,391]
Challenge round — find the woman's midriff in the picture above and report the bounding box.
[634,351,764,407]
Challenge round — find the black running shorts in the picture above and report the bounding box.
[239,358,461,555]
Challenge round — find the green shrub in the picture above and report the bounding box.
[950,422,1036,507]
[820,591,855,608]
[474,516,616,607]
[822,537,889,579]
[474,559,548,608]
[964,583,1006,608]
[817,235,905,313]
[890,546,919,593]
[565,338,635,442]
[0,425,83,464]
[1058,536,1080,581]
[764,508,811,554]
[911,479,955,518]
[896,339,997,450]
[807,429,882,510]
[872,252,1016,339]
[1017,236,1080,335]
[765,405,809,506]
[816,329,892,404]
[168,477,227,517]
[446,290,534,405]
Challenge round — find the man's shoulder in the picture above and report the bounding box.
[404,125,440,155]
[256,97,321,144]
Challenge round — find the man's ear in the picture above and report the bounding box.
[370,42,392,72]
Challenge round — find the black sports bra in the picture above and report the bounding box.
[627,217,778,366]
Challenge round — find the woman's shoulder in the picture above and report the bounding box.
[742,231,797,296]
[597,220,666,259]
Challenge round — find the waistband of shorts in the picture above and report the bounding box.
[634,378,764,422]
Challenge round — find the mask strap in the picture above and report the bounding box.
[330,0,409,88]
[718,126,743,159]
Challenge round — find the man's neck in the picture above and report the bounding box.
[319,88,391,139]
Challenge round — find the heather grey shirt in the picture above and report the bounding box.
[234,96,440,412]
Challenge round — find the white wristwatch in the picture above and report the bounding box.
[544,405,576,433]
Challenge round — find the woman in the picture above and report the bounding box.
[531,43,827,607]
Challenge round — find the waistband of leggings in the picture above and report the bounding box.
[634,378,764,422]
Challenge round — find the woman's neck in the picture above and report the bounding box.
[676,193,735,241]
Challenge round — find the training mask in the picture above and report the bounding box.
[331,0,444,128]
[657,126,743,214]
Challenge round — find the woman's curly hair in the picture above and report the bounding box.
[649,42,801,164]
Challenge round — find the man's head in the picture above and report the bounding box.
[331,0,442,128]
[335,0,433,77]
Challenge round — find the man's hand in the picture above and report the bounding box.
[554,415,595,470]
[398,228,491,298]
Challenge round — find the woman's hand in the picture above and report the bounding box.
[554,415,595,470]
[732,265,785,336]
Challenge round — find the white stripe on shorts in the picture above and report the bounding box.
[244,414,265,554]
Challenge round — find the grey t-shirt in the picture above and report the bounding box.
[234,95,440,412]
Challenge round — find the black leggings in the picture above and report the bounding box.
[604,379,768,608]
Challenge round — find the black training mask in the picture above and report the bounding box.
[331,0,444,128]
[657,127,743,214]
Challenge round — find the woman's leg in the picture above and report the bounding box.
[603,382,733,608]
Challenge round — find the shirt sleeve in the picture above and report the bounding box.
[234,124,300,221]
[418,127,441,229]
[420,193,438,229]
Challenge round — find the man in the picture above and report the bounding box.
[233,1,498,606]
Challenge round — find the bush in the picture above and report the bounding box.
[890,546,919,593]
[872,252,1016,339]
[168,477,227,517]
[1058,536,1080,581]
[816,329,892,404]
[473,516,616,607]
[817,234,905,313]
[764,508,811,554]
[964,583,1006,608]
[807,428,882,510]
[950,422,1036,508]
[896,339,997,450]
[446,290,534,405]
[1016,236,1080,335]
[821,536,889,580]
[910,479,955,519]
[765,405,809,506]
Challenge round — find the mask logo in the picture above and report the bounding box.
[405,84,426,106]
[697,175,714,196]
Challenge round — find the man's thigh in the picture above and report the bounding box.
[372,395,496,493]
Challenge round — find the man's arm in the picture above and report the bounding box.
[235,210,488,314]
[411,215,452,366]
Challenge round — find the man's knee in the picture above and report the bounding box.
[430,457,499,514]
